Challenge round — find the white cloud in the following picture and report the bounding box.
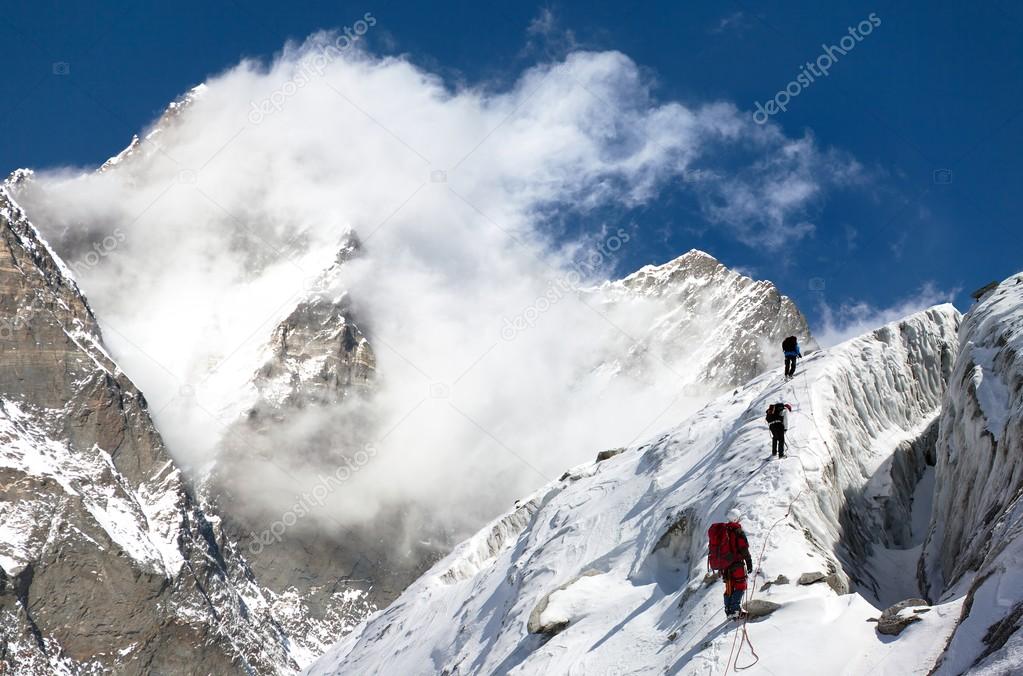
[814,282,959,348]
[16,36,867,542]
[693,132,866,248]
[711,11,747,34]
[523,8,579,58]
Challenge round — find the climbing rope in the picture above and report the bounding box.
[676,609,723,655]
[724,365,827,673]
[723,612,743,673]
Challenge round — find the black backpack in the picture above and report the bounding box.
[782,336,797,352]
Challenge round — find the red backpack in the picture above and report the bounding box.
[707,522,742,572]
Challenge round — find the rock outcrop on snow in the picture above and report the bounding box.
[306,306,962,675]
[744,599,781,618]
[924,272,1023,675]
[876,598,929,636]
[0,189,298,674]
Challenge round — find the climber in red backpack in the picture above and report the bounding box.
[707,509,754,620]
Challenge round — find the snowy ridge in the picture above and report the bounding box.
[0,186,90,312]
[307,304,961,675]
[99,84,208,173]
[925,272,1023,675]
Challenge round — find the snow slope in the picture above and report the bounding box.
[925,272,1023,675]
[307,304,961,675]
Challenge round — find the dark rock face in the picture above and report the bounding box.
[248,236,375,413]
[208,235,422,656]
[595,448,625,463]
[0,189,296,675]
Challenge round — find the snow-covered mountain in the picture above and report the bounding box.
[19,82,1018,676]
[924,273,1023,674]
[306,304,966,675]
[212,245,820,617]
[594,249,817,389]
[98,84,208,173]
[0,188,301,674]
[6,138,1020,675]
[208,232,384,659]
[5,132,822,670]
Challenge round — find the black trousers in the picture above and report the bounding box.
[785,355,797,376]
[772,430,785,456]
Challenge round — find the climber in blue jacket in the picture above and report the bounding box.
[782,336,801,379]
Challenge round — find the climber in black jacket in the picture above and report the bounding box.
[766,402,791,458]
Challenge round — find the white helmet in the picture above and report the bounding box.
[726,509,741,523]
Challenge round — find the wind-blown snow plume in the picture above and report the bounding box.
[14,36,851,536]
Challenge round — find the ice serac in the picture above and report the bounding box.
[0,188,297,675]
[925,272,1023,675]
[598,249,818,388]
[306,305,962,676]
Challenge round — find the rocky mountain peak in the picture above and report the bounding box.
[598,250,816,389]
[0,189,300,674]
[99,84,208,173]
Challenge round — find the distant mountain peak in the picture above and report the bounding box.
[596,248,815,388]
[100,83,207,173]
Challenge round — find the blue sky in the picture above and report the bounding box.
[2,0,1020,332]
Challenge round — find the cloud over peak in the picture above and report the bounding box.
[13,36,869,537]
